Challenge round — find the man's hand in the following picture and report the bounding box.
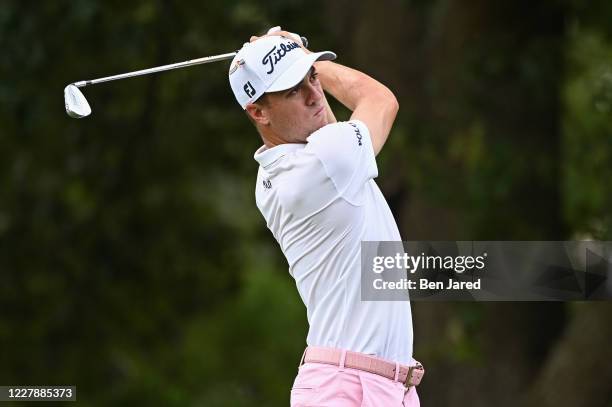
[249,27,311,54]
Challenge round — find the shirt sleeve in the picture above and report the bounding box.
[305,120,378,205]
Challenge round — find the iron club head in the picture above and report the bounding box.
[64,84,91,118]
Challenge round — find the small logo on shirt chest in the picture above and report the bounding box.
[350,123,363,146]
[263,179,272,189]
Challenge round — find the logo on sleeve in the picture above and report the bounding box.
[263,179,272,189]
[244,81,256,98]
[350,122,363,146]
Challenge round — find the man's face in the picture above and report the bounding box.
[251,67,329,144]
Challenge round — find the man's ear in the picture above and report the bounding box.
[246,103,270,126]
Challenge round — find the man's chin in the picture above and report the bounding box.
[299,118,330,141]
[312,118,329,133]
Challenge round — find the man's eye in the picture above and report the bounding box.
[288,89,298,96]
[310,73,319,81]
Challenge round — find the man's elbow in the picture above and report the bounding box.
[389,93,399,116]
[383,90,399,121]
[377,85,398,112]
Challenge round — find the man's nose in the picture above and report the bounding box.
[305,83,322,105]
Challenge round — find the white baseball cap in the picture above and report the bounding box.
[228,36,336,109]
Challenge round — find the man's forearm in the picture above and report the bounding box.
[314,60,399,155]
[322,89,337,124]
[314,61,395,112]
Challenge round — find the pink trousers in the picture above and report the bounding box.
[290,362,420,406]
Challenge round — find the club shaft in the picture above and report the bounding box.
[73,52,237,87]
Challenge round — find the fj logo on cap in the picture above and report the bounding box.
[243,81,256,98]
[262,41,300,74]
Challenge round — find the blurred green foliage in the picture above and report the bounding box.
[563,24,612,238]
[0,0,610,406]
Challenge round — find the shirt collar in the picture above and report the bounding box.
[254,143,305,168]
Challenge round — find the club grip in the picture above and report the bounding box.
[267,26,309,48]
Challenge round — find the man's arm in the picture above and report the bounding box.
[314,60,399,156]
[321,88,337,125]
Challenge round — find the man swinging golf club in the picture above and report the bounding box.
[229,29,424,406]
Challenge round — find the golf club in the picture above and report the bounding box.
[65,32,308,119]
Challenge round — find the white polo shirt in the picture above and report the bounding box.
[254,120,413,364]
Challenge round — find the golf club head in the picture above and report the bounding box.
[64,84,91,118]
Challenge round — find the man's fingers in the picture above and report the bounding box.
[250,32,286,42]
[250,30,293,43]
[249,30,305,47]
[271,30,293,39]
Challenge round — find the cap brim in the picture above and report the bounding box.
[266,51,336,93]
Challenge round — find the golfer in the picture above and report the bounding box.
[229,30,424,406]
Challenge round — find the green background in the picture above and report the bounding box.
[1,1,611,406]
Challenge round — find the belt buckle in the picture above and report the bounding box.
[404,363,424,389]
